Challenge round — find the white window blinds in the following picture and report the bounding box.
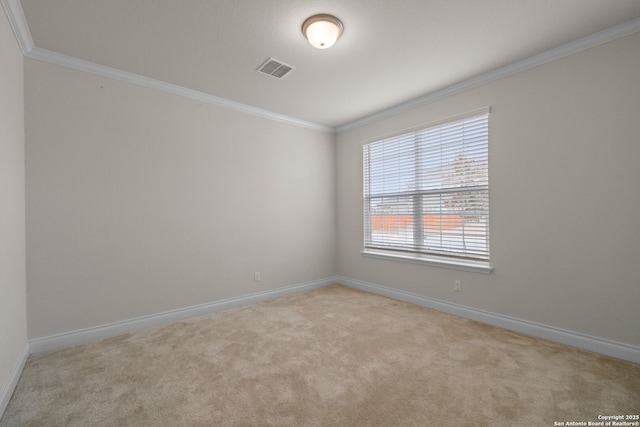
[363,109,490,262]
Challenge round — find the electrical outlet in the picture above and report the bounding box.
[254,272,261,282]
[454,280,461,292]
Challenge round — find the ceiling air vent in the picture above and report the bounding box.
[257,57,295,79]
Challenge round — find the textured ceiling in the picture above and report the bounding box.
[15,0,640,128]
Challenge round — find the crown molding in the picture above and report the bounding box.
[336,15,640,133]
[3,0,639,135]
[1,0,33,53]
[0,0,333,133]
[26,47,334,133]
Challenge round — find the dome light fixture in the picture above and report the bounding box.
[302,14,344,49]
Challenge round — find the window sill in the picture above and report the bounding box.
[362,250,493,274]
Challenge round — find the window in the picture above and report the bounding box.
[363,108,490,272]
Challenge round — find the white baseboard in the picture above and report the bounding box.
[29,277,338,355]
[0,342,29,419]
[25,274,640,362]
[336,276,640,364]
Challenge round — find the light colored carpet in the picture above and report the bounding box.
[1,284,638,426]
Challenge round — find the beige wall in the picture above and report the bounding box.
[0,4,27,397]
[18,17,640,350]
[337,31,640,346]
[25,59,337,338]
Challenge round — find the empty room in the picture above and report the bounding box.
[1,0,639,425]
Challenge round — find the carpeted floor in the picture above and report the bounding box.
[1,284,639,426]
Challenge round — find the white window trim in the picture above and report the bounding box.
[361,107,492,273]
[362,249,493,274]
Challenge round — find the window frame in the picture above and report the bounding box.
[361,108,493,274]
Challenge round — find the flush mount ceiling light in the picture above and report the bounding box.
[302,14,344,49]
